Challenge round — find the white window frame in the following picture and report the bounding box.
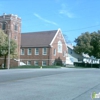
[21,48,24,55]
[34,61,38,66]
[35,48,39,55]
[54,49,56,56]
[27,61,31,65]
[28,48,32,55]
[58,41,62,53]
[42,61,46,66]
[42,48,47,55]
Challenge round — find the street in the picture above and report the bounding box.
[0,68,100,100]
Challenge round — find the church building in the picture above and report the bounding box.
[0,13,67,68]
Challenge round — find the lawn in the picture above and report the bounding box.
[10,65,62,69]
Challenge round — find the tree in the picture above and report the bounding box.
[0,29,17,68]
[74,31,100,58]
[90,32,100,58]
[0,30,7,57]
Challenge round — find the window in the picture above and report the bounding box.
[52,61,55,65]
[21,49,24,55]
[28,48,32,55]
[63,51,66,57]
[14,36,17,40]
[58,41,62,53]
[70,50,72,54]
[54,49,56,56]
[14,24,17,31]
[34,61,38,66]
[35,48,39,55]
[27,61,31,65]
[43,48,47,55]
[2,23,6,30]
[42,61,46,66]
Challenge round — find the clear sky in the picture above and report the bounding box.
[0,0,100,44]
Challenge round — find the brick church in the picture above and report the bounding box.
[0,13,68,68]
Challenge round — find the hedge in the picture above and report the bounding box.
[74,62,100,68]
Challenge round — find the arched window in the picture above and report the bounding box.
[58,41,62,53]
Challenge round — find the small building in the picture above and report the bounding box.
[66,44,83,64]
[66,44,97,64]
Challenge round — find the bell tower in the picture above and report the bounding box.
[0,13,21,64]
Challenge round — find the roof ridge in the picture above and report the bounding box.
[21,30,57,34]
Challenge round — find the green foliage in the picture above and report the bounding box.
[54,57,63,66]
[0,30,17,57]
[74,30,100,58]
[0,29,17,68]
[74,62,100,68]
[0,30,8,56]
[90,32,100,58]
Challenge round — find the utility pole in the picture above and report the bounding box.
[7,24,11,69]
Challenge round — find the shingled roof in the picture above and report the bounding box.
[21,30,57,47]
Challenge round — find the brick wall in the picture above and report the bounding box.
[0,14,21,64]
[20,30,67,66]
[0,58,18,68]
[50,30,67,65]
[20,47,50,66]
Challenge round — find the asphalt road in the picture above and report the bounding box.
[0,68,100,100]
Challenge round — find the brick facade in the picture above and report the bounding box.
[0,13,21,68]
[20,29,67,66]
[20,47,50,66]
[49,30,67,65]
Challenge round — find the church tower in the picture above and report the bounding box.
[0,13,21,65]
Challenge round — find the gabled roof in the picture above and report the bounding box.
[21,30,57,47]
[67,44,74,50]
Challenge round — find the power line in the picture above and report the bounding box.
[62,24,100,32]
